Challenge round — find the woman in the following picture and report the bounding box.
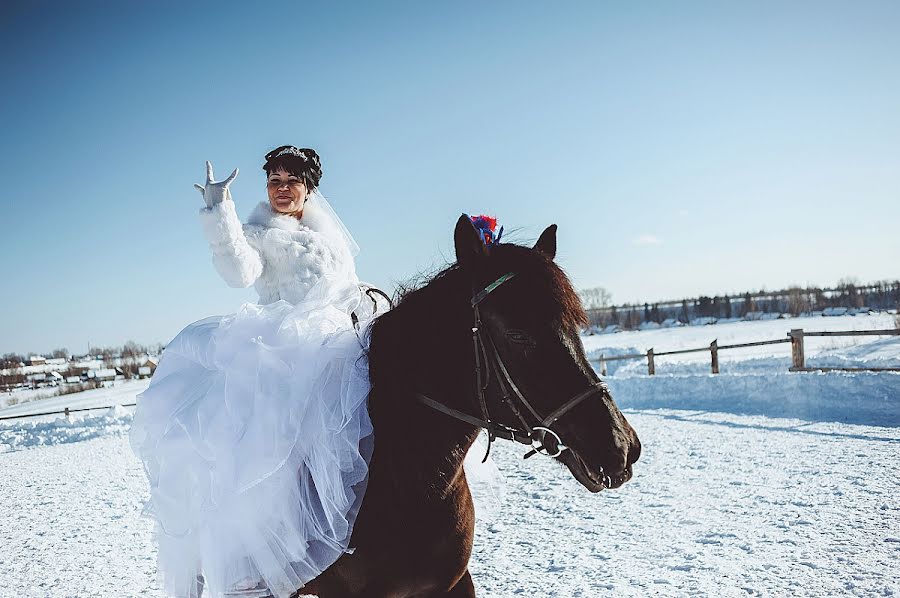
[131,146,377,598]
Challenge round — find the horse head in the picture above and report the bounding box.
[452,215,641,491]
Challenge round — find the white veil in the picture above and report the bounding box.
[305,189,360,257]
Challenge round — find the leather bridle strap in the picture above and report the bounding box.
[415,393,533,445]
[414,270,607,462]
[471,272,517,306]
[541,383,607,427]
[481,328,608,428]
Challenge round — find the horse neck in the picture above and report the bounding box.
[371,385,481,500]
[368,275,483,499]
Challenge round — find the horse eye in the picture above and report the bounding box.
[506,330,534,345]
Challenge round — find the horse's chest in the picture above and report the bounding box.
[351,479,475,592]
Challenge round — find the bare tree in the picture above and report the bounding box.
[0,353,25,370]
[787,287,809,316]
[579,287,612,310]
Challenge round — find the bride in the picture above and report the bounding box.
[130,146,379,598]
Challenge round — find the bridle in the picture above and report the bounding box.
[414,271,611,487]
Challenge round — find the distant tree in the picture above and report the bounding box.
[50,348,69,359]
[643,303,651,323]
[724,296,732,319]
[579,287,612,310]
[0,353,25,370]
[626,307,640,330]
[121,341,144,358]
[742,292,754,316]
[787,287,808,316]
[813,288,827,311]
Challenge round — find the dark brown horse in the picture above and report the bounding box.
[298,216,641,597]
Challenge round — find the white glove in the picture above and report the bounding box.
[193,161,239,209]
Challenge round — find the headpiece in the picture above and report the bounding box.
[470,214,504,246]
[263,145,323,188]
[264,145,320,166]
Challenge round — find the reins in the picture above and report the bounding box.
[414,271,609,478]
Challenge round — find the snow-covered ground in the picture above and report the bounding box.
[0,380,150,422]
[1,316,899,597]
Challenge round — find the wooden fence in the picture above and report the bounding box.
[0,402,137,422]
[596,328,900,376]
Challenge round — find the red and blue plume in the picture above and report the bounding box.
[470,214,504,246]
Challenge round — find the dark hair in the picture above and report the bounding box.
[262,145,323,190]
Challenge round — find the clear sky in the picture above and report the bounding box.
[1,1,898,355]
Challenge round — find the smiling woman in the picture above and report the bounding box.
[263,145,321,217]
[130,145,382,598]
[267,171,307,214]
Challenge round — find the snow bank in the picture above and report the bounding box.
[0,406,133,453]
[608,370,900,426]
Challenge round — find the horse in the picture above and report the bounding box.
[297,215,641,597]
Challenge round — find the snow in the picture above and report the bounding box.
[474,410,900,597]
[1,317,899,597]
[0,405,134,453]
[0,380,149,420]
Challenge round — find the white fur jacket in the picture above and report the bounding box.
[199,199,358,306]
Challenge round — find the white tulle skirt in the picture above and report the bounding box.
[130,277,374,598]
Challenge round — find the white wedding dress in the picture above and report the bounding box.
[130,193,380,598]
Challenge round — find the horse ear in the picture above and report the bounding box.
[533,224,557,260]
[455,214,488,268]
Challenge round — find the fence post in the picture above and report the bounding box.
[710,339,719,374]
[647,348,655,376]
[64,407,70,417]
[599,354,607,377]
[789,329,805,371]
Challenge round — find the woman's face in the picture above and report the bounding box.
[267,168,308,215]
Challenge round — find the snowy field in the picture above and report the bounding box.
[1,315,899,597]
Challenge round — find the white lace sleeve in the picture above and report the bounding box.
[198,201,263,288]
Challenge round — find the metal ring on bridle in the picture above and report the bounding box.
[530,426,567,458]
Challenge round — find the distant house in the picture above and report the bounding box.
[138,357,159,378]
[88,369,116,382]
[27,356,46,366]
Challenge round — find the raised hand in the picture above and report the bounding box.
[194,161,239,209]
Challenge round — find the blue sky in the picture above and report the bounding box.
[1,1,898,354]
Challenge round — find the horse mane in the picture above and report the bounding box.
[399,245,586,326]
[367,242,588,374]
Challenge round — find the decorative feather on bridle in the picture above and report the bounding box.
[469,215,503,246]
